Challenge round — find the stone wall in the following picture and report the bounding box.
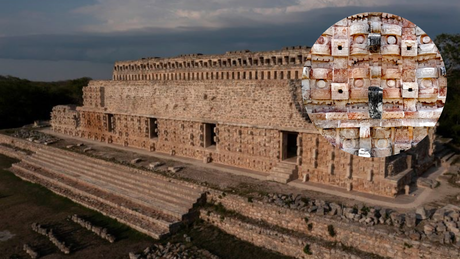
[201,210,357,259]
[206,190,459,259]
[112,47,310,81]
[298,132,398,196]
[85,79,312,131]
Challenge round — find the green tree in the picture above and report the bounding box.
[0,76,90,129]
[435,33,460,143]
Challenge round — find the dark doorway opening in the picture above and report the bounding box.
[149,118,158,138]
[282,132,298,161]
[107,114,114,132]
[205,123,217,148]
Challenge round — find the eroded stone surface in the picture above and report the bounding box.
[303,12,447,157]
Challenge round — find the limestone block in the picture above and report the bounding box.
[331,83,349,100]
[382,88,401,99]
[416,67,438,78]
[401,40,417,56]
[382,68,401,79]
[350,88,368,100]
[340,129,359,139]
[382,24,402,36]
[402,69,416,82]
[360,138,372,149]
[168,166,183,173]
[332,39,349,56]
[359,126,371,138]
[402,82,418,98]
[372,148,391,157]
[311,68,331,80]
[333,69,348,83]
[372,128,391,138]
[370,21,381,33]
[311,35,331,55]
[418,43,437,55]
[381,44,400,55]
[350,68,368,78]
[370,66,381,78]
[350,22,369,35]
[311,89,331,100]
[333,25,348,38]
[350,43,368,55]
[325,112,348,120]
[394,143,411,154]
[302,67,310,79]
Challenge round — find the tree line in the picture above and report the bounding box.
[0,76,90,129]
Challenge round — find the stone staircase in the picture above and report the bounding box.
[267,162,297,183]
[436,145,459,167]
[10,148,205,239]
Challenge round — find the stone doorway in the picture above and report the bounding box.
[281,132,298,163]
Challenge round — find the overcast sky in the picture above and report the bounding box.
[0,0,459,81]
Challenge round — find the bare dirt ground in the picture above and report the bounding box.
[0,154,293,259]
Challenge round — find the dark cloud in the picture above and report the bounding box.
[0,3,459,80]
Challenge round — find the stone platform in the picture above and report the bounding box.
[10,147,205,239]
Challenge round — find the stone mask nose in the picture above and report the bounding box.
[368,86,383,119]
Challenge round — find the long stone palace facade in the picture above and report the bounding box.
[50,46,436,198]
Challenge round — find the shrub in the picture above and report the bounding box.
[307,223,313,231]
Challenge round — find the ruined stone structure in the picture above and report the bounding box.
[50,46,436,197]
[302,12,446,158]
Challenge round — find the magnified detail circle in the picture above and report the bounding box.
[302,12,447,158]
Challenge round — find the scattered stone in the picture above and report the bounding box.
[417,178,438,189]
[69,214,115,243]
[148,162,164,170]
[168,166,183,173]
[131,158,142,164]
[23,244,39,259]
[83,147,93,153]
[130,242,219,259]
[76,143,84,147]
[0,230,15,241]
[405,211,417,228]
[416,207,428,220]
[66,145,74,149]
[31,223,70,254]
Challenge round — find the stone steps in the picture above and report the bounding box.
[37,149,203,199]
[267,162,297,184]
[8,147,206,240]
[10,163,172,239]
[23,156,186,221]
[34,151,196,208]
[23,155,190,219]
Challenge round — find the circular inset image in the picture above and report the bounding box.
[302,12,447,158]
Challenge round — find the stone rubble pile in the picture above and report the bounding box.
[129,242,220,259]
[69,214,116,243]
[12,130,59,145]
[31,223,70,254]
[23,244,39,259]
[263,193,460,244]
[422,205,460,244]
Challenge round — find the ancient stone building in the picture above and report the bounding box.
[51,46,435,197]
[302,12,446,158]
